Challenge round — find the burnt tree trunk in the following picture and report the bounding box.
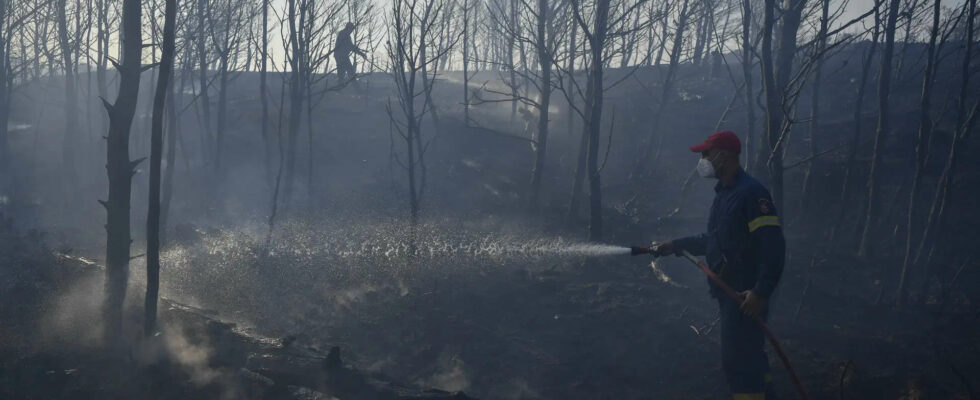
[261,0,272,184]
[96,0,110,102]
[740,0,755,172]
[896,0,940,305]
[632,0,690,177]
[829,3,879,244]
[653,2,670,66]
[462,0,470,124]
[759,0,778,193]
[146,0,177,336]
[420,33,440,129]
[387,0,435,225]
[528,0,552,210]
[282,0,307,212]
[567,17,584,221]
[691,0,710,66]
[214,6,235,179]
[569,110,588,221]
[581,0,611,241]
[913,0,976,297]
[859,0,901,257]
[760,0,806,211]
[0,0,8,191]
[508,0,519,120]
[800,0,829,211]
[197,0,213,163]
[58,0,79,194]
[103,0,143,345]
[160,63,185,246]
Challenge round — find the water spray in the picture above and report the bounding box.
[628,244,811,400]
[167,221,808,399]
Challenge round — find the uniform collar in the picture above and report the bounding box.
[714,167,744,193]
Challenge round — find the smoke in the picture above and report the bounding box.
[129,321,246,400]
[420,353,470,392]
[160,324,222,386]
[329,283,381,309]
[38,274,105,347]
[496,378,539,399]
[36,260,239,397]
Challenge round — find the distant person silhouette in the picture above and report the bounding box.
[334,22,367,81]
[711,50,723,79]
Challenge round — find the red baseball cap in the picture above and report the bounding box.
[690,130,741,154]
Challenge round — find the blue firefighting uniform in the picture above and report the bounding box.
[673,168,785,400]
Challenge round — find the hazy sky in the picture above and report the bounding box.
[258,0,963,69]
[74,0,964,70]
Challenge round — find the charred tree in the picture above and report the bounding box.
[740,0,755,171]
[145,0,177,336]
[527,0,554,210]
[800,0,830,211]
[508,0,520,120]
[419,14,441,129]
[568,17,587,222]
[914,0,977,297]
[830,2,880,244]
[96,0,111,101]
[759,0,807,211]
[480,0,559,210]
[859,0,901,257]
[586,0,610,242]
[211,0,248,180]
[759,0,778,193]
[692,0,713,66]
[632,0,691,177]
[57,0,79,193]
[386,0,442,224]
[102,0,143,345]
[213,2,233,178]
[652,1,671,66]
[160,61,184,246]
[196,0,213,163]
[0,0,8,191]
[570,0,613,241]
[280,0,308,213]
[896,0,941,306]
[462,0,471,124]
[261,0,272,184]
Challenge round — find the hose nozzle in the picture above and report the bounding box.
[631,241,664,256]
[630,246,652,256]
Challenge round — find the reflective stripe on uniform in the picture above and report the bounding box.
[733,393,765,400]
[748,215,780,232]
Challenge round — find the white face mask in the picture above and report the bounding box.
[697,157,716,178]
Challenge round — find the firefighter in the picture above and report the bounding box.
[654,130,786,400]
[334,22,367,81]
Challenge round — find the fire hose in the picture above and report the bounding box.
[631,246,811,400]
